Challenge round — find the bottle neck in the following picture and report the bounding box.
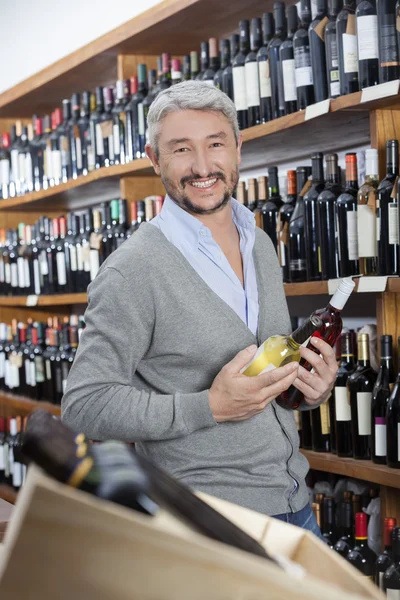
[312,157,324,184]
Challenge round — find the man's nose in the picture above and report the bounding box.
[192,149,213,178]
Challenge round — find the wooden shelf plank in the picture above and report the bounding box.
[0,294,88,307]
[0,392,60,417]
[301,449,400,489]
[284,278,400,296]
[0,159,154,211]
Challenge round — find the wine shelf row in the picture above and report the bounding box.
[0,392,60,417]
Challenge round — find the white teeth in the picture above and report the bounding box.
[190,178,217,189]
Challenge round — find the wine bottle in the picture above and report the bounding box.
[356,0,379,88]
[233,21,250,130]
[334,501,354,557]
[262,166,283,251]
[244,19,262,127]
[78,91,91,176]
[112,80,128,166]
[246,178,257,213]
[304,152,325,281]
[302,409,313,449]
[378,0,400,82]
[9,121,21,197]
[202,38,219,83]
[277,169,297,281]
[322,496,337,547]
[214,40,230,90]
[311,398,331,451]
[280,5,298,115]
[317,153,341,280]
[222,34,239,101]
[326,0,343,98]
[242,315,323,377]
[190,51,200,80]
[384,527,400,595]
[257,13,274,123]
[171,59,182,85]
[348,333,377,460]
[376,517,397,589]
[377,139,399,276]
[254,176,266,228]
[337,0,360,95]
[310,0,329,102]
[59,99,72,181]
[387,336,400,468]
[277,277,355,409]
[334,332,356,457]
[0,134,11,200]
[125,67,146,162]
[269,2,287,119]
[371,335,395,464]
[31,118,46,192]
[336,152,359,277]
[101,88,115,167]
[288,166,312,283]
[294,0,315,110]
[347,513,376,579]
[198,42,210,80]
[358,148,379,275]
[68,93,83,178]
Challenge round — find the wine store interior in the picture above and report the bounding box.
[0,0,400,597]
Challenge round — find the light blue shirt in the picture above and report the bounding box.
[150,195,259,336]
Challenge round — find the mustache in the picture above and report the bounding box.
[180,171,227,187]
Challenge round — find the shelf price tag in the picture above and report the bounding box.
[305,99,330,121]
[361,80,400,104]
[357,276,388,292]
[26,295,38,306]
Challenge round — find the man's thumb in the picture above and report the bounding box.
[228,345,258,373]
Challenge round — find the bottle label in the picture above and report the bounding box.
[346,210,358,260]
[279,240,286,266]
[35,356,45,384]
[45,359,52,381]
[289,258,306,272]
[24,258,30,289]
[0,443,4,471]
[60,135,70,167]
[90,249,100,282]
[4,263,10,285]
[52,149,62,180]
[69,245,78,272]
[17,256,25,289]
[329,37,339,68]
[56,252,67,286]
[376,215,381,242]
[357,204,377,258]
[387,590,400,600]
[25,152,33,186]
[10,149,19,183]
[388,202,399,245]
[320,402,330,434]
[245,61,261,107]
[45,145,53,181]
[294,46,313,87]
[330,79,340,97]
[374,418,387,456]
[232,66,248,110]
[12,463,22,488]
[18,153,25,184]
[0,352,5,379]
[75,136,82,170]
[342,33,359,74]
[357,15,379,60]
[0,159,10,185]
[258,60,272,98]
[335,386,351,421]
[113,124,121,157]
[10,263,18,288]
[282,59,297,102]
[357,392,372,435]
[76,244,84,271]
[33,259,41,295]
[95,123,105,156]
[0,258,4,283]
[39,250,49,276]
[380,20,400,66]
[25,358,31,386]
[30,360,36,387]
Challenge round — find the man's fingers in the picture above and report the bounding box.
[226,345,258,374]
[300,346,333,380]
[292,376,321,401]
[258,361,299,388]
[257,368,299,401]
[310,337,338,371]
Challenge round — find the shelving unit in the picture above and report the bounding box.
[0,0,400,522]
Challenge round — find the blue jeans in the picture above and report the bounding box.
[273,503,325,542]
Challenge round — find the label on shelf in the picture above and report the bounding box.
[335,387,351,421]
[357,276,388,292]
[26,295,38,307]
[305,99,330,121]
[357,392,372,435]
[374,419,387,456]
[361,79,400,103]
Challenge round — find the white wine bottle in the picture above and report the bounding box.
[242,315,323,377]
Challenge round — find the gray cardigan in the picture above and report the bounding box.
[62,223,310,516]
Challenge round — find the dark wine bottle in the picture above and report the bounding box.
[247,178,257,212]
[376,517,397,589]
[348,333,377,460]
[337,0,360,95]
[294,0,315,110]
[387,336,400,468]
[214,40,230,90]
[378,0,400,82]
[277,169,297,281]
[112,80,129,166]
[280,6,298,115]
[222,35,239,101]
[347,513,377,579]
[358,148,379,275]
[257,14,274,123]
[190,51,200,80]
[356,0,379,88]
[322,497,337,547]
[254,176,267,229]
[246,19,262,127]
[202,38,219,83]
[198,42,210,80]
[317,153,341,280]
[311,399,331,451]
[334,501,354,557]
[233,20,250,130]
[269,2,287,119]
[371,335,395,464]
[377,139,399,276]
[288,166,312,283]
[262,166,283,251]
[310,0,329,102]
[336,152,360,277]
[384,527,400,595]
[304,152,325,282]
[325,0,343,98]
[335,332,356,457]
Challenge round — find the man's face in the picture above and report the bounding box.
[146,110,242,215]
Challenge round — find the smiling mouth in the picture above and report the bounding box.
[188,178,218,189]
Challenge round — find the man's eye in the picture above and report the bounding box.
[211,142,223,148]
[175,147,189,153]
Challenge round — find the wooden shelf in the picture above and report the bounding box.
[0,294,88,307]
[0,392,60,417]
[284,278,400,296]
[0,159,154,211]
[301,449,400,489]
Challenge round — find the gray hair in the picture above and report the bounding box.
[146,80,239,155]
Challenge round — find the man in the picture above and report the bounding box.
[62,81,337,533]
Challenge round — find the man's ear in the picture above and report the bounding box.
[145,144,161,176]
[236,133,242,165]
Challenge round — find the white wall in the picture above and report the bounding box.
[0,0,162,94]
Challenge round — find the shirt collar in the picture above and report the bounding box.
[158,194,255,250]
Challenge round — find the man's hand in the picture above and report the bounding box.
[209,345,299,423]
[293,337,338,407]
